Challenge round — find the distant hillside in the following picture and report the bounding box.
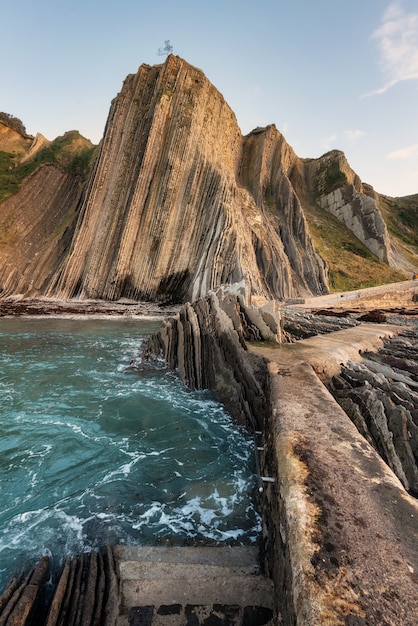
[0,115,97,202]
[0,57,416,301]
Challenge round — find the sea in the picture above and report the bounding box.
[0,317,260,590]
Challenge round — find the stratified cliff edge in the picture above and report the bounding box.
[0,165,83,296]
[0,55,416,302]
[49,55,327,303]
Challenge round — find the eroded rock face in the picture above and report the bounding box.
[311,151,393,264]
[328,330,418,495]
[142,283,275,426]
[49,56,328,303]
[0,119,33,154]
[1,56,414,302]
[240,126,329,296]
[0,164,83,298]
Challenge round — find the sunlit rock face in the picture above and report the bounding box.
[50,55,328,303]
[308,150,393,264]
[2,55,406,304]
[0,165,83,298]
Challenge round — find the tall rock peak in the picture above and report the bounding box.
[1,57,413,301]
[49,56,327,302]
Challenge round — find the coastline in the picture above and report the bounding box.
[0,298,180,319]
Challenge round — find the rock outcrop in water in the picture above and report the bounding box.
[0,548,120,626]
[142,282,278,426]
[148,289,418,625]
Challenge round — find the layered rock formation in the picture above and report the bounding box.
[142,289,418,625]
[0,56,416,302]
[50,56,328,303]
[329,329,418,495]
[0,548,120,626]
[301,150,393,263]
[0,165,83,297]
[142,283,277,426]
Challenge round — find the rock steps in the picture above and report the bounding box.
[113,546,274,626]
[0,547,274,625]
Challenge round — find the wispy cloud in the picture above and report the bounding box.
[323,131,364,151]
[322,134,337,151]
[343,130,365,141]
[365,1,418,96]
[387,143,418,159]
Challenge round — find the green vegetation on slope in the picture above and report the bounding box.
[313,152,348,198]
[0,112,28,136]
[0,131,97,202]
[379,194,418,249]
[0,151,20,201]
[302,200,407,291]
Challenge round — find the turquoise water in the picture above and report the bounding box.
[0,318,260,590]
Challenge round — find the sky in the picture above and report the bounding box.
[1,0,417,197]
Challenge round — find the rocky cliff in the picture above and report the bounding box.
[329,331,418,496]
[142,288,418,624]
[0,56,416,302]
[49,56,328,303]
[0,165,83,297]
[142,282,280,426]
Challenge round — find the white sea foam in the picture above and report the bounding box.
[0,318,260,591]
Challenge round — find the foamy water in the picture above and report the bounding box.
[0,318,260,589]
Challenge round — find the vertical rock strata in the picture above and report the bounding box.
[240,126,329,295]
[309,150,393,264]
[51,55,328,303]
[0,165,83,297]
[142,283,276,426]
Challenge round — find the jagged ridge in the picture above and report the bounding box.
[0,56,416,302]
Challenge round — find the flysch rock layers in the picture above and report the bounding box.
[0,165,83,298]
[49,55,328,303]
[1,55,410,303]
[305,150,393,264]
[142,282,277,427]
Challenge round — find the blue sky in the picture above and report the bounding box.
[1,0,417,197]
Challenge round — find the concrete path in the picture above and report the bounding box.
[250,322,403,380]
[113,546,274,625]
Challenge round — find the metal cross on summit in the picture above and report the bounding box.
[157,40,173,56]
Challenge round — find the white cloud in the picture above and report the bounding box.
[365,0,418,96]
[323,134,338,151]
[343,130,365,141]
[322,131,364,152]
[387,143,418,159]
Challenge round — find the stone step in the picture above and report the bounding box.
[113,546,275,625]
[122,603,274,625]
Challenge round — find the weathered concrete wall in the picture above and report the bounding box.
[260,356,418,625]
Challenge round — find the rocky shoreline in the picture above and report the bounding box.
[0,298,180,318]
[1,294,417,624]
